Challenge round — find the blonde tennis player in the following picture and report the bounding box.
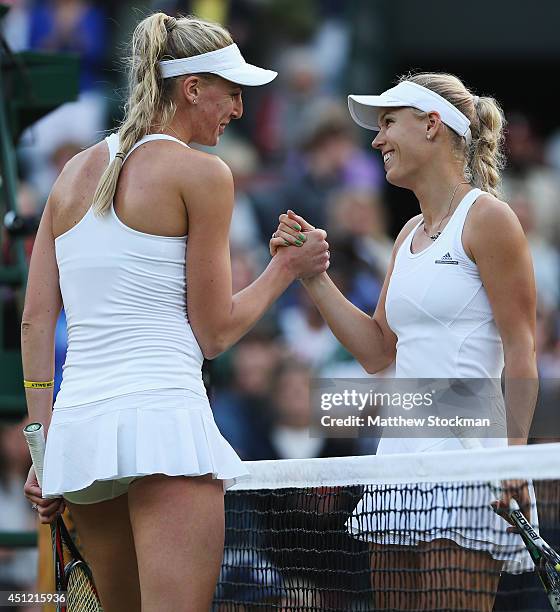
[271,73,538,610]
[21,13,329,612]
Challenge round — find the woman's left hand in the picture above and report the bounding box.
[491,478,531,533]
[270,210,315,257]
[23,465,66,525]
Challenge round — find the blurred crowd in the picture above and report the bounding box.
[1,0,560,596]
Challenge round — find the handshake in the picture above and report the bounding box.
[269,210,330,280]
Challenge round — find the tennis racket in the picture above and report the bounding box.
[457,439,560,609]
[493,498,560,611]
[23,422,102,612]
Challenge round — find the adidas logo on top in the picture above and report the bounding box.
[435,252,459,265]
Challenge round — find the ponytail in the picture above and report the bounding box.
[468,96,506,198]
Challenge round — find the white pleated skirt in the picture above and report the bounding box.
[42,389,249,503]
[346,437,538,574]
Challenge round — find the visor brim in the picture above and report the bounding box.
[216,64,278,86]
[347,94,404,131]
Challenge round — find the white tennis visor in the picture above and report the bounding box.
[159,43,277,86]
[348,81,472,143]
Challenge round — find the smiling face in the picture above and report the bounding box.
[183,75,244,146]
[372,107,430,188]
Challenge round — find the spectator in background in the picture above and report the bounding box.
[325,235,382,316]
[50,141,85,179]
[327,188,393,276]
[529,306,560,444]
[311,0,351,94]
[295,100,383,191]
[26,141,86,207]
[502,113,560,247]
[28,0,106,92]
[509,192,560,310]
[545,125,560,177]
[256,357,358,460]
[230,246,262,294]
[252,100,382,241]
[213,136,266,254]
[255,45,328,157]
[253,357,366,609]
[0,179,40,356]
[211,333,283,460]
[278,285,346,370]
[535,307,560,382]
[277,188,392,337]
[326,188,394,316]
[18,0,108,199]
[13,180,40,262]
[53,310,68,399]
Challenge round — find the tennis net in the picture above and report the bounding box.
[213,443,560,611]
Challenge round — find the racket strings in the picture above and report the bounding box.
[66,565,102,611]
[62,533,102,612]
[545,563,560,590]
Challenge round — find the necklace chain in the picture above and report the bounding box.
[167,126,183,140]
[423,181,470,241]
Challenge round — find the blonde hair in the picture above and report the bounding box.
[93,13,233,215]
[398,72,506,198]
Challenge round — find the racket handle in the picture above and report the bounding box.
[23,422,46,488]
[509,498,521,512]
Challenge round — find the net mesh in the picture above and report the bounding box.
[213,443,560,611]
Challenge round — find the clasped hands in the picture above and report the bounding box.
[269,210,330,280]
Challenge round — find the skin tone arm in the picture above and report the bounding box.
[465,195,538,447]
[277,202,538,441]
[21,197,62,434]
[278,200,537,514]
[21,195,66,522]
[465,195,538,522]
[271,210,423,374]
[183,156,330,359]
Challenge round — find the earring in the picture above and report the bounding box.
[193,98,198,105]
[427,134,431,140]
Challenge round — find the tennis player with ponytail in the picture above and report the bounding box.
[271,73,538,610]
[22,12,329,611]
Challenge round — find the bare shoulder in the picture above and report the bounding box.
[465,192,526,260]
[469,193,518,227]
[180,148,233,187]
[51,140,108,198]
[59,140,107,177]
[177,149,234,213]
[467,193,523,239]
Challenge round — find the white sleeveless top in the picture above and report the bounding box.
[386,188,504,379]
[380,188,506,454]
[351,190,537,571]
[54,133,206,408]
[43,133,249,497]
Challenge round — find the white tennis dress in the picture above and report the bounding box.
[42,133,249,503]
[347,188,536,572]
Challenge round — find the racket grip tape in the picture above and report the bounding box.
[23,422,46,488]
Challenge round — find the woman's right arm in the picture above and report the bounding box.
[300,270,395,374]
[273,211,422,374]
[183,155,329,359]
